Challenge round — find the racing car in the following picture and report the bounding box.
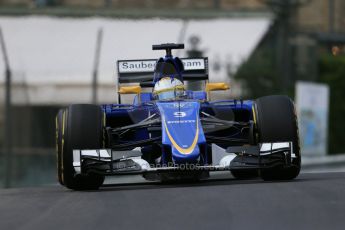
[56,43,301,190]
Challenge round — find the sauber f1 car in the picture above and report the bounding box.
[56,43,301,190]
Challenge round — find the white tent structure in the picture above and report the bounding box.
[0,16,270,105]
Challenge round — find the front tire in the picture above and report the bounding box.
[56,104,105,190]
[255,95,301,180]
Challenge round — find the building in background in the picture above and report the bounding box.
[0,0,267,9]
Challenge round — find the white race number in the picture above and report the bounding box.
[173,112,186,118]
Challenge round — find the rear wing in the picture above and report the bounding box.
[117,58,209,84]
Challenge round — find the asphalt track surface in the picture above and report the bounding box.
[1,172,345,230]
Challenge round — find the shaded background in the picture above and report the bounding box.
[0,0,344,187]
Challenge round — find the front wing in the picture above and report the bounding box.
[72,142,296,176]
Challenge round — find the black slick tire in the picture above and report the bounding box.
[56,104,105,190]
[255,95,301,180]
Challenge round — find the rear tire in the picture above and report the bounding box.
[255,95,301,180]
[56,109,64,185]
[56,104,105,190]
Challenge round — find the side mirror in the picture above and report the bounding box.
[205,82,230,92]
[119,86,142,94]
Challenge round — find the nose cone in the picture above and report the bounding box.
[171,145,200,164]
[156,101,206,164]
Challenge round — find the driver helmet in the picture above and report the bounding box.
[153,77,185,100]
